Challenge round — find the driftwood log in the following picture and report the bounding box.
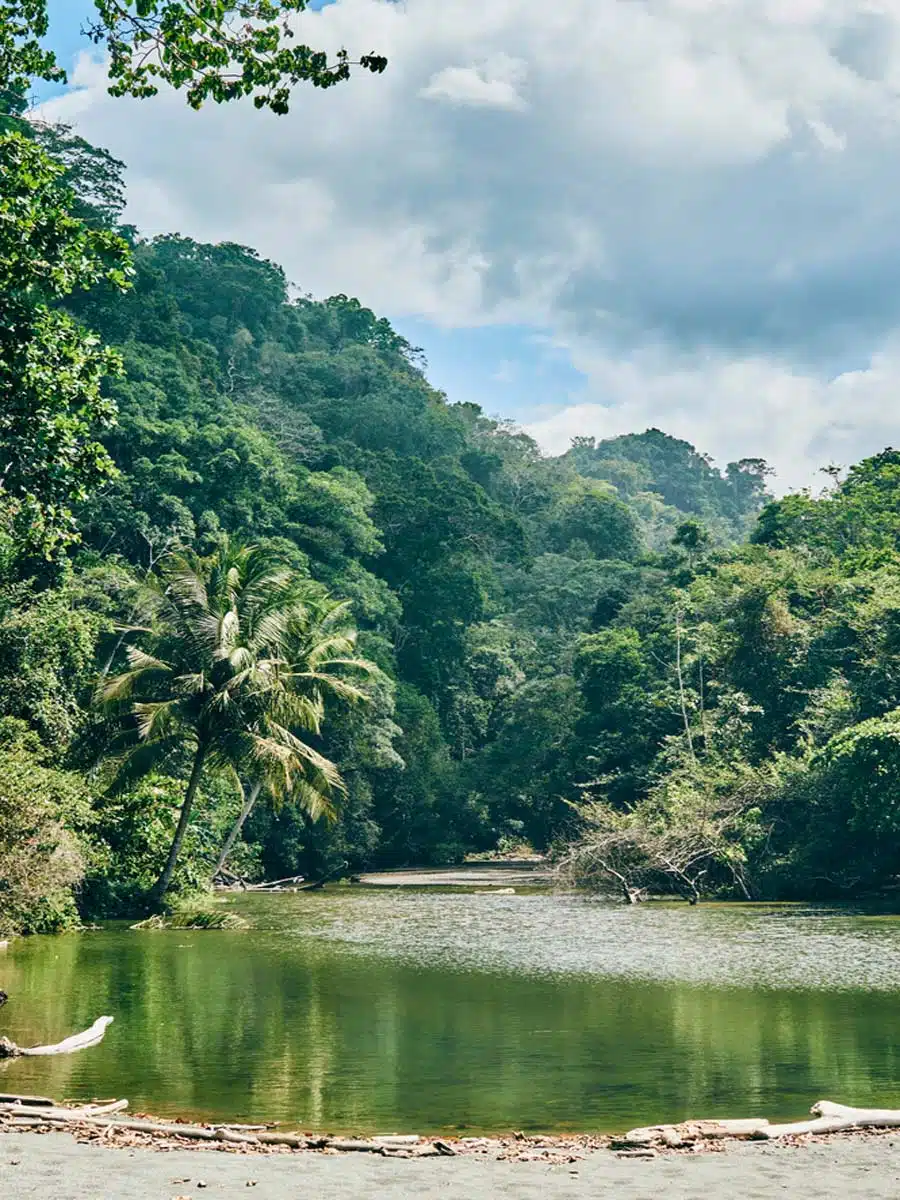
[0,1099,454,1154]
[620,1100,900,1147]
[214,871,309,892]
[244,875,306,892]
[764,1101,900,1139]
[0,1016,113,1058]
[4,1090,895,1157]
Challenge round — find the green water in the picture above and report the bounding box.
[4,889,900,1134]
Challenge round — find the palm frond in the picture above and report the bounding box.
[105,734,185,794]
[305,637,358,668]
[133,699,182,742]
[269,690,325,733]
[183,605,226,654]
[166,560,211,612]
[125,647,172,674]
[289,776,336,823]
[97,667,151,706]
[173,671,209,696]
[250,608,296,654]
[288,671,370,705]
[99,543,366,840]
[253,724,344,793]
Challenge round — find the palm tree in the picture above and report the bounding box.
[211,595,379,881]
[99,539,363,906]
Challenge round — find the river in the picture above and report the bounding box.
[3,885,900,1134]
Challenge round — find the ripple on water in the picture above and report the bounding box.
[231,890,900,992]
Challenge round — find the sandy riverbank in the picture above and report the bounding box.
[357,860,552,887]
[3,1129,900,1199]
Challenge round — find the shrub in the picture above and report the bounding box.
[0,720,92,936]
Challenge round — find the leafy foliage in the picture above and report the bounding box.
[0,1,63,98]
[90,1,388,113]
[9,102,900,929]
[0,2,386,115]
[565,452,900,901]
[0,132,131,553]
[0,720,92,936]
[567,430,772,541]
[101,539,372,900]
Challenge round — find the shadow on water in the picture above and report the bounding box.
[3,890,900,1134]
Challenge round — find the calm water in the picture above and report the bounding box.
[3,889,900,1134]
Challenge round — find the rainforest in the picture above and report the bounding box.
[4,106,900,938]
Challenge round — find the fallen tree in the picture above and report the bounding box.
[559,783,759,904]
[0,1098,455,1155]
[1,1094,896,1158]
[0,1015,113,1058]
[619,1100,900,1147]
[214,873,306,892]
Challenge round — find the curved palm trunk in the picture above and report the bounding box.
[211,780,262,882]
[150,743,207,907]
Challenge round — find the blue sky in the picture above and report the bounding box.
[386,320,586,426]
[36,0,87,98]
[34,1,900,487]
[39,0,585,430]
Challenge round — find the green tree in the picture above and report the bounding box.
[0,718,93,936]
[462,675,582,850]
[802,710,900,892]
[212,593,380,879]
[2,2,386,114]
[0,2,63,99]
[0,558,133,748]
[31,122,127,226]
[566,429,772,539]
[100,540,351,903]
[548,480,644,561]
[0,133,131,553]
[672,518,711,556]
[755,449,900,569]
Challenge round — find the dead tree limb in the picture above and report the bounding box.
[621,1100,900,1147]
[0,1016,113,1058]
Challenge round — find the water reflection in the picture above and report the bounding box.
[2,893,900,1133]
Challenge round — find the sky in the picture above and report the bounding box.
[35,0,900,491]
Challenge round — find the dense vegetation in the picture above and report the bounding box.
[4,9,900,932]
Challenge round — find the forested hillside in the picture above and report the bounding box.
[5,119,900,933]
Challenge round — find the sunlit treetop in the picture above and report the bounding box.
[0,1,65,97]
[1,1,388,114]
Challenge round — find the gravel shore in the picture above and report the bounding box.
[3,1130,900,1199]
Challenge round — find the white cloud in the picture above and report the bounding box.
[421,55,528,111]
[37,0,900,485]
[807,116,847,150]
[526,343,900,490]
